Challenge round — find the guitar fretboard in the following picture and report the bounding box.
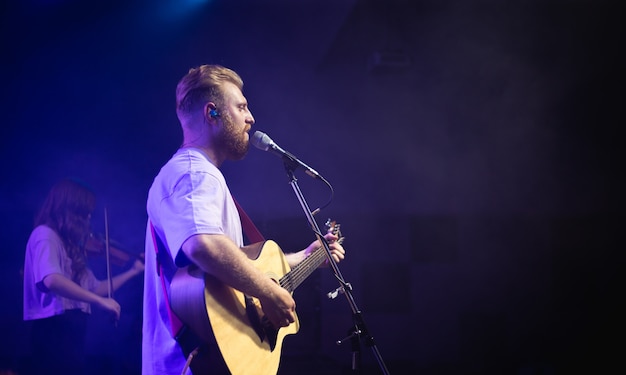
[279,237,344,292]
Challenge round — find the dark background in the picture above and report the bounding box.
[1,0,624,374]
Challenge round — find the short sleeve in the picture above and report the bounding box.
[159,171,228,262]
[30,228,66,292]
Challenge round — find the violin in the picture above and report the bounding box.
[86,208,143,327]
[85,232,144,267]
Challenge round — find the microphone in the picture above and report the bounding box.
[251,131,321,179]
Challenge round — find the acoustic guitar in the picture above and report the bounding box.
[170,220,343,375]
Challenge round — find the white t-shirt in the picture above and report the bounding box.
[141,148,243,375]
[23,225,99,320]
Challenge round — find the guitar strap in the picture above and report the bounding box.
[149,220,184,337]
[233,198,265,243]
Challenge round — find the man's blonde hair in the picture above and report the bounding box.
[175,64,244,119]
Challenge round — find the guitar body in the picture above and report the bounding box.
[170,240,300,375]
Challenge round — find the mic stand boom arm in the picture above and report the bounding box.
[283,162,390,375]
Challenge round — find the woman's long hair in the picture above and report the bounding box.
[34,177,96,282]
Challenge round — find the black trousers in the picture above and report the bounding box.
[28,310,88,375]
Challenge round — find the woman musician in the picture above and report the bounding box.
[22,177,144,375]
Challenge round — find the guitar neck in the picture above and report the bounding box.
[279,238,344,293]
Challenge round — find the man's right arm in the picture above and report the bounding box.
[181,233,296,328]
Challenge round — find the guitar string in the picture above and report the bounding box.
[287,236,345,287]
[280,237,344,292]
[279,247,325,291]
[279,224,343,291]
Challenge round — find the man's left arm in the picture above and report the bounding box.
[284,232,345,268]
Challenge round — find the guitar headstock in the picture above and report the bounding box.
[324,218,342,239]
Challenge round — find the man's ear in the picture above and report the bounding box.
[205,102,220,121]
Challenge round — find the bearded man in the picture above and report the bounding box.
[141,65,345,375]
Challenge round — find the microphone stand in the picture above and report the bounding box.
[283,161,391,375]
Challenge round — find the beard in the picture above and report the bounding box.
[215,111,249,160]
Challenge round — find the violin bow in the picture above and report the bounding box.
[104,207,113,299]
[103,207,118,327]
